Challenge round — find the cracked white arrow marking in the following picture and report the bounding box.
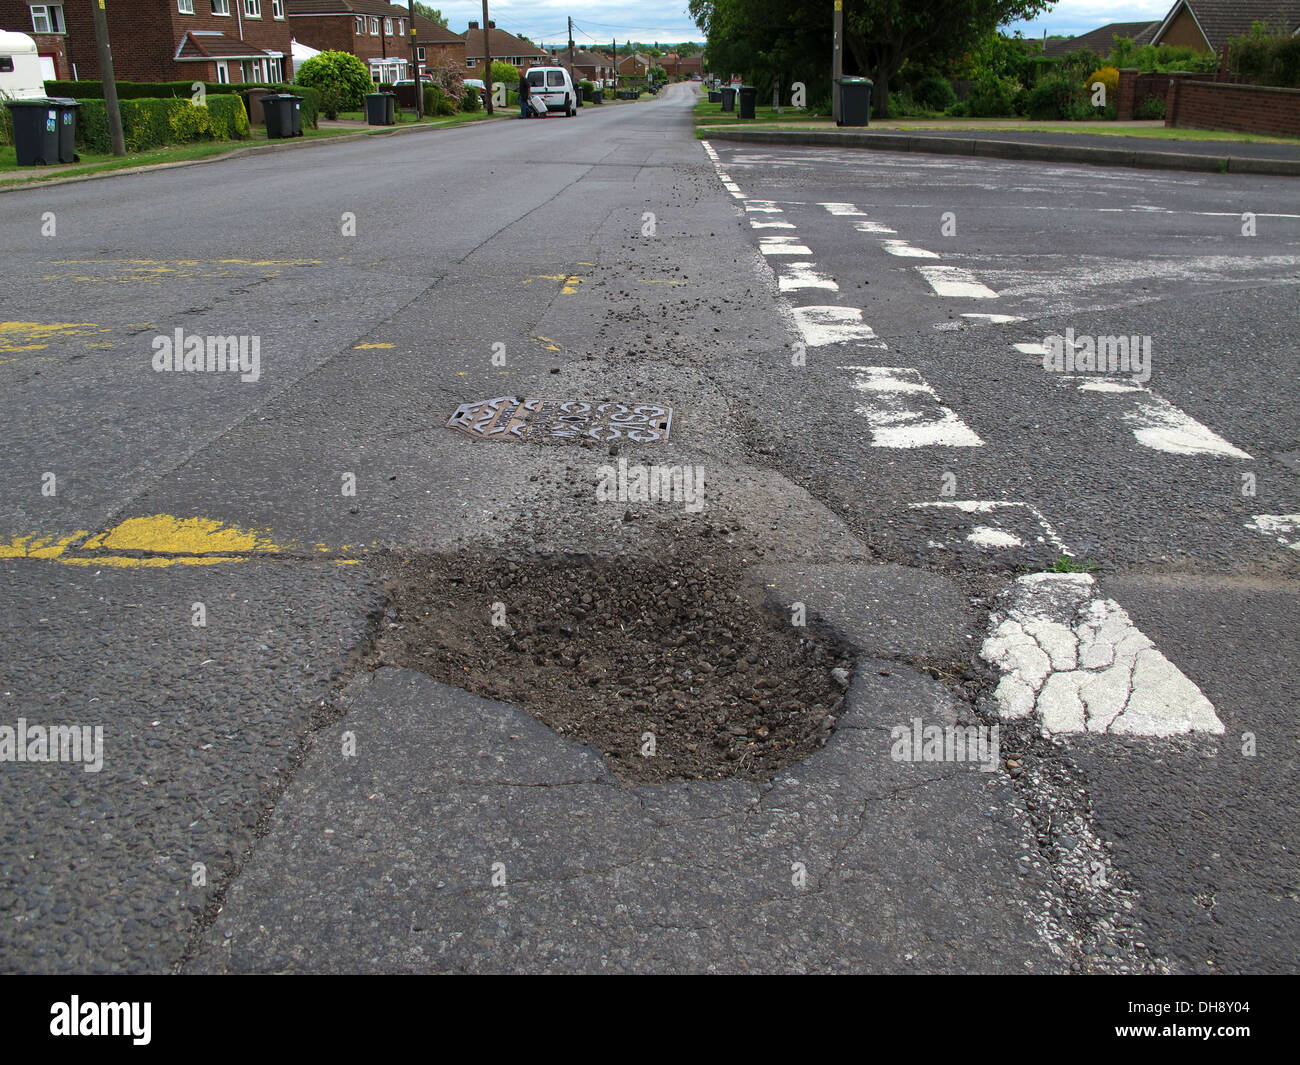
[981,573,1223,737]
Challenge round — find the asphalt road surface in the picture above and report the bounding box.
[1,82,1297,974]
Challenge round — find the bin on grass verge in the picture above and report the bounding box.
[738,85,757,119]
[720,86,736,111]
[365,92,396,126]
[5,98,61,166]
[263,94,303,138]
[836,76,872,127]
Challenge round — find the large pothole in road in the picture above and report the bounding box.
[371,548,856,784]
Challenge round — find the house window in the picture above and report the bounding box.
[466,58,476,67]
[355,16,364,35]
[369,17,379,36]
[29,4,65,34]
[212,0,230,14]
[416,46,426,61]
[215,60,229,83]
[271,0,284,18]
[243,0,261,18]
[178,0,194,13]
[265,57,283,81]
[384,19,392,36]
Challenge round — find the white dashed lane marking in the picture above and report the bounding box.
[1246,514,1300,550]
[840,366,984,448]
[882,240,941,259]
[759,235,814,256]
[910,500,1072,554]
[818,202,869,216]
[917,265,999,299]
[788,306,885,348]
[982,574,1224,737]
[778,262,839,291]
[854,219,897,234]
[1061,377,1252,460]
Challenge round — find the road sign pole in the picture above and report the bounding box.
[832,0,843,125]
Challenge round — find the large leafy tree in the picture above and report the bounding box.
[692,0,1054,116]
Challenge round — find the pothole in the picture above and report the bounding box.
[371,548,856,783]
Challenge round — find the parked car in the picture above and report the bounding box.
[524,66,578,116]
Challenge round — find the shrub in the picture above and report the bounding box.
[489,60,520,92]
[460,86,481,112]
[0,91,12,147]
[73,95,250,154]
[943,100,968,117]
[44,81,319,129]
[1086,65,1120,103]
[1025,77,1072,120]
[423,83,457,116]
[966,72,1016,117]
[911,74,956,112]
[1134,94,1166,120]
[295,50,372,116]
[1226,24,1300,87]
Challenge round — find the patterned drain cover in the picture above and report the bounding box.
[448,396,673,443]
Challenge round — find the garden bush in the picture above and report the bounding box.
[966,72,1017,117]
[295,50,372,116]
[422,83,457,116]
[73,95,249,154]
[1134,94,1167,120]
[1025,77,1072,120]
[460,86,481,112]
[910,74,956,112]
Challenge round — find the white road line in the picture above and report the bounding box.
[750,220,796,229]
[963,313,1026,324]
[910,500,1072,554]
[917,265,999,299]
[1062,377,1252,459]
[788,306,885,348]
[1246,514,1300,551]
[853,220,897,234]
[778,263,838,291]
[981,573,1224,737]
[839,367,984,448]
[759,235,813,255]
[1014,342,1050,355]
[819,202,869,216]
[881,240,941,259]
[745,200,784,213]
[722,181,742,193]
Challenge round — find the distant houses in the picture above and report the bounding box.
[1043,1,1300,58]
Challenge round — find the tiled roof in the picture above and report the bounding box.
[176,32,278,60]
[1161,0,1300,50]
[1042,21,1160,57]
[461,26,547,60]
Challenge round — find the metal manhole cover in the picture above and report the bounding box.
[448,396,673,443]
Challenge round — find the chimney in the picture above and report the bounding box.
[469,21,478,30]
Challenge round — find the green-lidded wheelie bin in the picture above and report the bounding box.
[837,76,873,127]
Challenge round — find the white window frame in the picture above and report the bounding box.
[29,4,66,34]
[243,0,261,18]
[271,0,284,18]
[369,17,379,36]
[212,0,230,14]
[416,46,426,61]
[178,0,194,13]
[384,18,392,36]
[265,56,283,81]
[465,58,476,68]
[215,60,230,83]
[355,16,364,35]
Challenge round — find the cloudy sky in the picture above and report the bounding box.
[430,1,1175,48]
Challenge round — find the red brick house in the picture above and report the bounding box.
[286,0,427,82]
[0,0,293,83]
[460,21,546,74]
[410,11,463,76]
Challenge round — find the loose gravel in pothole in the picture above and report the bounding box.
[372,549,856,783]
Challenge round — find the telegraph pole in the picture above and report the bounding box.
[832,0,843,124]
[481,0,493,114]
[91,0,126,155]
[408,0,421,118]
[567,16,576,86]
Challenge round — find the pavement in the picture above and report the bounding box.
[703,122,1300,175]
[1,82,1297,975]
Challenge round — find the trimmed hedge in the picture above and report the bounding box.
[74,95,250,154]
[44,81,320,130]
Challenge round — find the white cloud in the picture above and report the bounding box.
[434,2,703,46]
[1005,0,1173,39]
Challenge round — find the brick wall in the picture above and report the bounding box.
[1167,80,1300,137]
[291,14,404,63]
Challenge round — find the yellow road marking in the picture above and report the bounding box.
[0,321,109,353]
[0,532,89,559]
[82,514,281,555]
[354,342,394,349]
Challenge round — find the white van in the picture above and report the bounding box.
[0,31,47,101]
[525,66,577,116]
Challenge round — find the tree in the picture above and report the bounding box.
[489,60,520,90]
[295,50,373,117]
[691,0,1054,117]
[413,4,446,26]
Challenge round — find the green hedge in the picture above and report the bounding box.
[44,80,320,129]
[73,95,250,154]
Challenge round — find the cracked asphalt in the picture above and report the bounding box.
[1,82,1296,975]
